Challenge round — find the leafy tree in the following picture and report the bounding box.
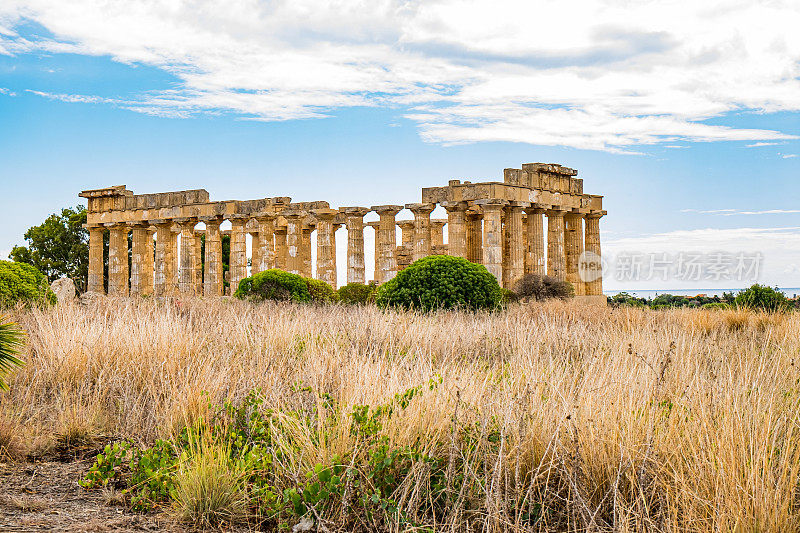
[9,206,89,292]
[0,260,56,308]
[0,317,24,391]
[734,284,789,312]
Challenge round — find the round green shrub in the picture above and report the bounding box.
[0,260,56,308]
[375,255,502,312]
[234,269,310,303]
[337,282,378,305]
[734,284,789,312]
[305,278,337,304]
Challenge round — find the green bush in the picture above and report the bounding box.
[0,260,57,308]
[375,255,502,312]
[305,278,337,304]
[0,317,25,391]
[336,282,377,305]
[701,302,729,310]
[734,284,790,312]
[234,269,310,303]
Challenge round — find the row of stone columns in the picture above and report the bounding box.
[88,203,603,297]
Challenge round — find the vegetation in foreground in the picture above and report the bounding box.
[1,298,799,531]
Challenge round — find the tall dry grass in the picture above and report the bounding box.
[1,298,799,531]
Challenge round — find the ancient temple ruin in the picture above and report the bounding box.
[80,162,606,301]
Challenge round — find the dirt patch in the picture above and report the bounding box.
[0,460,188,532]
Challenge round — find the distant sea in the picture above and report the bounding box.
[604,288,800,299]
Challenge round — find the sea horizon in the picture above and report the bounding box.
[604,287,800,299]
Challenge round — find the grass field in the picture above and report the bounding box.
[1,298,799,531]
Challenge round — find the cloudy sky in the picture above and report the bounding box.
[1,0,799,291]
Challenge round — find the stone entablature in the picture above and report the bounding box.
[80,162,606,300]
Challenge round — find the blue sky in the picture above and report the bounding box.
[1,1,799,290]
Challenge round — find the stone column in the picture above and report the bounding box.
[154,221,175,296]
[583,212,605,296]
[200,216,223,297]
[442,201,468,258]
[274,226,288,271]
[249,227,261,276]
[256,213,276,272]
[176,218,199,295]
[524,206,546,276]
[106,224,129,296]
[193,231,203,295]
[229,216,249,291]
[476,200,507,283]
[504,202,526,288]
[170,224,181,293]
[431,220,446,249]
[406,203,435,261]
[546,209,567,282]
[283,210,307,275]
[301,217,315,278]
[398,220,415,249]
[130,223,154,297]
[565,212,585,295]
[465,210,483,263]
[371,205,402,284]
[341,207,370,285]
[87,225,105,294]
[313,209,338,288]
[366,221,381,282]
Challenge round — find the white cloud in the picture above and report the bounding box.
[746,142,781,147]
[682,208,800,216]
[0,87,15,96]
[1,0,800,152]
[782,154,797,159]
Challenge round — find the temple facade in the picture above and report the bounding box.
[80,162,605,301]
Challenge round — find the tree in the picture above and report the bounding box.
[734,284,789,312]
[9,206,89,292]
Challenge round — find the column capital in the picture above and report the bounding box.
[371,204,403,216]
[125,220,150,228]
[198,215,224,224]
[311,208,339,221]
[340,206,371,217]
[397,219,415,231]
[475,199,508,211]
[431,219,447,229]
[585,210,607,219]
[546,207,568,217]
[405,202,435,215]
[508,201,530,209]
[524,203,549,214]
[103,222,127,229]
[253,210,278,222]
[441,200,468,212]
[366,220,381,230]
[229,214,251,222]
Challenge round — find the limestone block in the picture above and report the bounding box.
[51,277,76,302]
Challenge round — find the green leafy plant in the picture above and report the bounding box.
[304,278,337,304]
[375,255,503,312]
[336,282,378,305]
[234,269,311,303]
[9,206,89,292]
[734,284,790,312]
[0,317,24,391]
[0,260,57,308]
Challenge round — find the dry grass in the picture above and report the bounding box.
[2,297,800,531]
